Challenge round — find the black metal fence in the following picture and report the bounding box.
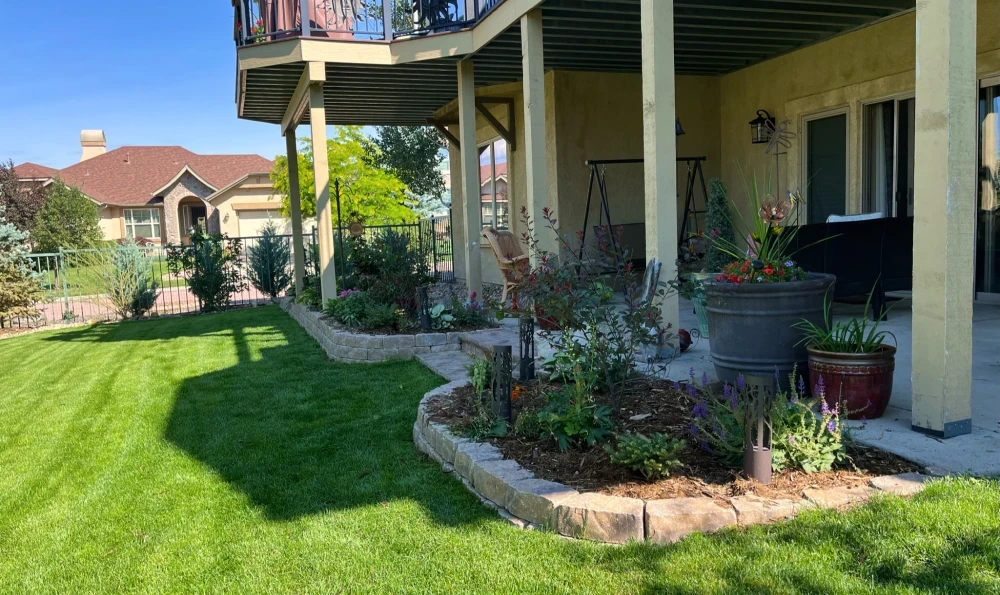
[333,215,454,282]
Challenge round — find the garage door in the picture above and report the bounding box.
[237,210,288,237]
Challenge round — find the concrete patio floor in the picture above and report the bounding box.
[669,297,1000,476]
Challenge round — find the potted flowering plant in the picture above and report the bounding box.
[703,166,835,385]
[793,291,896,419]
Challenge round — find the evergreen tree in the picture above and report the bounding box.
[247,220,293,299]
[362,126,446,213]
[0,205,41,326]
[32,179,103,252]
[704,178,736,273]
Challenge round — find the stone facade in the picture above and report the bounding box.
[413,385,934,545]
[161,171,219,244]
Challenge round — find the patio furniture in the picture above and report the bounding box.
[482,227,530,305]
[794,217,914,320]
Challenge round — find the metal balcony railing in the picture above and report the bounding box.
[234,0,506,47]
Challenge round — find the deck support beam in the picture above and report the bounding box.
[521,9,551,263]
[457,59,483,299]
[640,0,679,342]
[910,0,976,438]
[285,132,307,294]
[309,84,338,302]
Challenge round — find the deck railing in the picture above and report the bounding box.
[235,0,506,47]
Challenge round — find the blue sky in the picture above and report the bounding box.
[1,1,293,169]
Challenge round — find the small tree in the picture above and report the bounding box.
[247,220,292,299]
[33,179,103,253]
[76,240,159,319]
[0,205,41,326]
[166,227,246,313]
[703,178,736,273]
[0,161,46,233]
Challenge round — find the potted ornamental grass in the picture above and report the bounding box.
[793,292,896,420]
[703,167,835,385]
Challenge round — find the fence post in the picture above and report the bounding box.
[300,0,311,36]
[381,0,392,40]
[58,248,70,319]
[431,216,438,277]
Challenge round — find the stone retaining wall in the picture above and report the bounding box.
[414,383,932,545]
[281,298,463,363]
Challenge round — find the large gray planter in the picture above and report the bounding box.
[703,273,836,387]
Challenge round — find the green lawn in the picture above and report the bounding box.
[0,307,998,594]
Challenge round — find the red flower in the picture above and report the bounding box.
[763,266,775,275]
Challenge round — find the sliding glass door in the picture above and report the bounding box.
[978,78,1000,298]
[863,97,915,218]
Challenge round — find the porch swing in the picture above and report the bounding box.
[577,156,711,270]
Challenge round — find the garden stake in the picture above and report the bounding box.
[518,316,535,380]
[418,285,432,331]
[743,375,775,485]
[491,345,513,423]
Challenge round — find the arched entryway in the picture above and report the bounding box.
[177,196,208,243]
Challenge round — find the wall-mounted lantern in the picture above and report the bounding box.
[749,110,775,145]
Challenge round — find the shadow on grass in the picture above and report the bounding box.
[44,307,491,526]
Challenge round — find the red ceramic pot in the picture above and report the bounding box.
[806,344,896,420]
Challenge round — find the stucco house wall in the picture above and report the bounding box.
[212,173,313,237]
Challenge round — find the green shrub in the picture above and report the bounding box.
[449,293,493,328]
[607,433,685,480]
[465,358,492,396]
[512,408,543,439]
[691,371,848,474]
[461,358,507,441]
[538,373,613,451]
[351,229,428,313]
[77,240,159,319]
[166,226,245,313]
[323,290,407,331]
[703,178,735,273]
[247,220,292,298]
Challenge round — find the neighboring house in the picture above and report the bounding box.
[14,131,288,244]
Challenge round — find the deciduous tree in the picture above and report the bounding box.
[0,160,46,233]
[271,126,418,225]
[32,179,103,253]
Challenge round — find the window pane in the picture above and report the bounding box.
[806,114,848,224]
[863,101,893,215]
[480,145,493,227]
[150,210,161,224]
[133,224,155,238]
[493,139,508,229]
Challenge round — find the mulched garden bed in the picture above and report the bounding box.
[426,378,921,502]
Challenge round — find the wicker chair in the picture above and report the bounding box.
[482,227,530,305]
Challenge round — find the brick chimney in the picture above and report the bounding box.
[80,130,106,162]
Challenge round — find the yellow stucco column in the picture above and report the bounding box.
[285,132,306,294]
[911,0,976,438]
[458,59,483,299]
[309,84,338,303]
[640,0,679,338]
[520,8,551,262]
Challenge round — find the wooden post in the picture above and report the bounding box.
[911,0,977,438]
[309,84,337,302]
[285,132,306,294]
[520,9,551,264]
[457,60,483,299]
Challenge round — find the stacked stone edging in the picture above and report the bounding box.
[281,298,467,363]
[414,383,933,545]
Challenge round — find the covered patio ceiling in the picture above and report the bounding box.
[240,0,916,126]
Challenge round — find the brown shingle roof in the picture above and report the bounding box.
[44,147,274,206]
[13,162,58,179]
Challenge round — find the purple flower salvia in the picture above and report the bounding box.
[773,367,780,381]
[689,423,700,437]
[736,375,746,390]
[827,420,837,433]
[686,384,698,398]
[821,399,831,416]
[788,435,795,445]
[699,440,710,452]
[689,367,696,379]
[797,376,806,394]
[701,372,710,387]
[693,400,709,419]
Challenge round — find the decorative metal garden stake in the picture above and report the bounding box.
[743,375,775,485]
[490,345,513,423]
[518,316,535,381]
[418,285,432,331]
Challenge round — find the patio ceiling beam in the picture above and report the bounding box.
[476,97,517,151]
[280,62,325,135]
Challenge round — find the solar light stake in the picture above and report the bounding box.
[518,316,535,381]
[743,375,775,485]
[418,285,432,331]
[491,345,513,423]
